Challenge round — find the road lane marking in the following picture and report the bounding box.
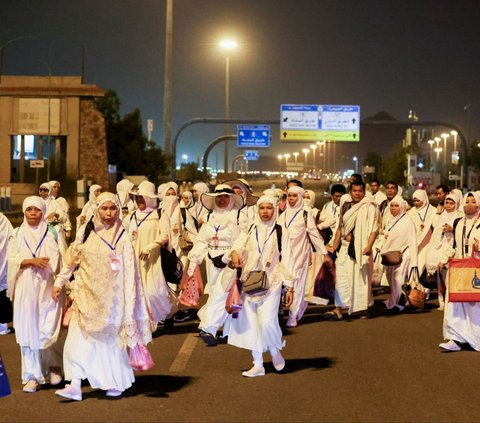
[169,333,199,373]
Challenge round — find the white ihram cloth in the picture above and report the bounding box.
[124,202,174,323]
[335,195,380,314]
[160,183,182,253]
[227,196,293,353]
[54,192,152,391]
[188,201,241,337]
[7,196,63,384]
[407,189,436,275]
[379,196,418,309]
[278,187,327,320]
[441,192,480,350]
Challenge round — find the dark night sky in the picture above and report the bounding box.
[2,0,480,170]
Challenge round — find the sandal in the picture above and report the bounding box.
[324,311,342,321]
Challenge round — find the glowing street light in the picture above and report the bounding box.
[310,144,317,168]
[434,147,443,161]
[450,130,458,152]
[428,139,435,170]
[293,152,299,163]
[302,148,309,169]
[277,154,283,170]
[353,156,358,173]
[284,153,291,169]
[441,133,450,168]
[219,38,238,172]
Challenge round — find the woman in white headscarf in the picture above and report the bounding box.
[39,182,68,260]
[116,179,135,218]
[7,196,64,393]
[159,182,182,254]
[187,184,243,346]
[124,181,173,324]
[189,182,210,229]
[378,195,418,311]
[52,192,152,401]
[76,184,102,233]
[226,196,293,377]
[407,189,436,277]
[425,191,463,310]
[278,186,330,327]
[49,180,72,243]
[225,179,259,229]
[438,191,480,352]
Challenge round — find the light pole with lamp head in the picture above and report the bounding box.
[277,154,283,171]
[353,156,358,174]
[310,144,317,170]
[219,38,237,174]
[302,148,309,171]
[283,153,290,171]
[427,139,435,170]
[293,152,299,163]
[441,132,450,169]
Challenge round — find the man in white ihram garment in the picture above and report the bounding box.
[187,184,243,346]
[326,181,380,320]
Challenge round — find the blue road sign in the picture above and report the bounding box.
[237,125,270,148]
[245,150,259,161]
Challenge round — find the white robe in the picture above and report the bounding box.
[227,223,292,352]
[188,208,241,337]
[442,215,480,350]
[124,208,173,323]
[407,203,436,275]
[379,213,418,309]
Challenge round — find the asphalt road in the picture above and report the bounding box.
[1,288,479,423]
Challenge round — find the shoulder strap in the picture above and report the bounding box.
[452,217,462,249]
[275,223,282,260]
[157,208,162,219]
[303,210,317,253]
[180,207,187,226]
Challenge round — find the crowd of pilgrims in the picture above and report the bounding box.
[1,175,479,400]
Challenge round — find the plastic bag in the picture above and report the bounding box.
[225,279,243,316]
[178,264,204,308]
[0,353,11,398]
[128,344,155,371]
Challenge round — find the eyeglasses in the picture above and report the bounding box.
[39,188,49,192]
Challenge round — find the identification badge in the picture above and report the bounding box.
[110,255,121,273]
[131,230,138,241]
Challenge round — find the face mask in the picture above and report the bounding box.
[304,199,312,207]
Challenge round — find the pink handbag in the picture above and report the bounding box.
[178,265,204,307]
[128,344,155,371]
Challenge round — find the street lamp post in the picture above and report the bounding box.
[277,154,283,171]
[353,156,358,174]
[293,152,299,163]
[434,147,443,162]
[284,153,290,171]
[302,148,309,171]
[441,132,450,169]
[427,139,435,170]
[219,38,237,173]
[310,144,317,169]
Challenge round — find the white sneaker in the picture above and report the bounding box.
[439,340,461,352]
[242,366,265,378]
[424,288,431,300]
[271,352,285,372]
[286,316,297,328]
[55,384,82,401]
[23,379,39,393]
[105,389,123,397]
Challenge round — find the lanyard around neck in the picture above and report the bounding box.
[94,228,125,252]
[417,204,430,223]
[24,227,49,258]
[134,210,154,228]
[284,209,302,229]
[255,226,276,254]
[387,213,405,232]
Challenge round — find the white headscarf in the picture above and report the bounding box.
[256,195,278,229]
[21,196,48,249]
[116,179,134,207]
[193,182,209,196]
[161,182,180,217]
[93,191,123,237]
[180,191,193,209]
[388,194,407,226]
[303,189,316,209]
[49,180,61,199]
[412,189,429,211]
[89,184,102,205]
[39,182,53,201]
[286,186,305,215]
